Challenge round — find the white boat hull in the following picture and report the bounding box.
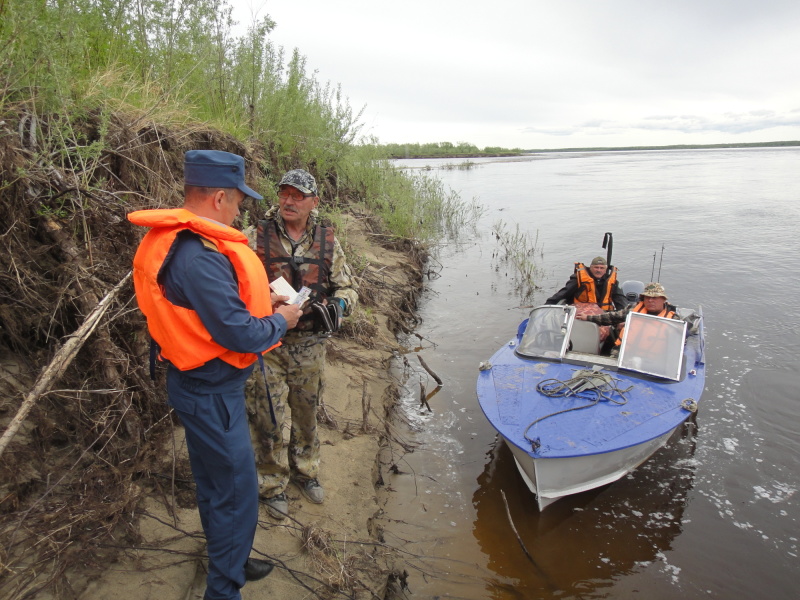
[503,428,677,511]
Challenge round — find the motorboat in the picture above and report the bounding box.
[476,281,705,511]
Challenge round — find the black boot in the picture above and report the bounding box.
[244,558,274,581]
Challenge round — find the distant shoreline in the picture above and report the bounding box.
[389,140,800,159]
[391,152,521,159]
[524,140,800,154]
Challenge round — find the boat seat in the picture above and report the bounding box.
[569,320,601,354]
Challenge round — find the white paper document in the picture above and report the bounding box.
[269,276,310,306]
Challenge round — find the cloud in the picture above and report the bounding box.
[521,109,800,138]
[232,0,800,148]
[637,111,800,134]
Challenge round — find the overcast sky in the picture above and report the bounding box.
[230,0,800,150]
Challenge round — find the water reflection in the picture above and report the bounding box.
[472,418,699,599]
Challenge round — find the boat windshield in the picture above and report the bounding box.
[618,312,687,381]
[516,306,573,359]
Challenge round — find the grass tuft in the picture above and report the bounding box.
[492,221,545,300]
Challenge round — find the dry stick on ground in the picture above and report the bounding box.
[0,271,132,459]
[361,380,371,433]
[416,355,442,386]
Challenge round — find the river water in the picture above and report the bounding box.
[382,148,800,599]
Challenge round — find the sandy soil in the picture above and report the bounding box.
[71,217,420,600]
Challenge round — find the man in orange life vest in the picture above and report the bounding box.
[576,282,680,357]
[128,150,303,600]
[546,256,627,311]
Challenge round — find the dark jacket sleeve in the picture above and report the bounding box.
[546,275,578,305]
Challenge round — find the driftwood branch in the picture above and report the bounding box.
[0,271,133,459]
[416,355,442,386]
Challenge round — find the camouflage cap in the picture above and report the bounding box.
[641,282,667,298]
[590,256,607,266]
[279,169,318,196]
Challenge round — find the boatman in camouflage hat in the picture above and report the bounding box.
[245,168,358,520]
[577,282,682,357]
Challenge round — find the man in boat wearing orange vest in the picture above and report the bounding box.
[576,282,681,357]
[546,256,627,311]
[547,256,627,347]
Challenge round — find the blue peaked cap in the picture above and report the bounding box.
[184,150,263,200]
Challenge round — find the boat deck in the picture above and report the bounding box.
[476,334,705,460]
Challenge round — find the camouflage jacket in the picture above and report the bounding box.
[585,303,680,326]
[248,206,358,316]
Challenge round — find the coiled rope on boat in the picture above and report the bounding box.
[524,368,633,450]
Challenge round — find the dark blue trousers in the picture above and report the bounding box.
[167,370,259,600]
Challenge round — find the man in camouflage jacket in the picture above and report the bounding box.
[577,282,682,357]
[245,169,358,520]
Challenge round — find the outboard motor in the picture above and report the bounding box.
[620,280,645,307]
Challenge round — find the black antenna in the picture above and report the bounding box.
[651,252,657,281]
[657,244,665,282]
[602,232,613,265]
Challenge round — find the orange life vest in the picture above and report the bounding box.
[128,208,277,371]
[574,262,618,311]
[615,301,676,347]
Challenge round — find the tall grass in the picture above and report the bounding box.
[0,0,479,240]
[0,1,356,170]
[336,143,484,241]
[492,221,545,300]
